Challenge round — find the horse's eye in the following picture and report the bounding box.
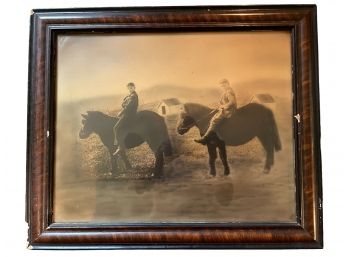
[184,117,193,125]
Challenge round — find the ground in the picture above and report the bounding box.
[53,96,296,223]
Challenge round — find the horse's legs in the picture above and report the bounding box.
[111,156,118,173]
[108,150,119,174]
[118,149,132,170]
[257,134,274,173]
[217,142,230,176]
[207,143,217,176]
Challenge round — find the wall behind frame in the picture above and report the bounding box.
[0,0,346,256]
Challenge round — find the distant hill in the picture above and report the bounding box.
[61,84,221,113]
[138,84,220,106]
[60,80,291,113]
[233,79,292,105]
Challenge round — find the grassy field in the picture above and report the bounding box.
[53,91,296,223]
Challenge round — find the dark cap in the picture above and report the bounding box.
[127,82,135,88]
[219,79,230,84]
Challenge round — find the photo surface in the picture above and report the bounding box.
[54,31,296,223]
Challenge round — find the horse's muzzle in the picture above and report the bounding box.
[177,127,188,135]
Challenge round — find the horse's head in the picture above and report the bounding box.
[176,106,196,135]
[79,111,95,139]
[177,103,214,135]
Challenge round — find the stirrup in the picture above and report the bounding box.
[112,147,121,156]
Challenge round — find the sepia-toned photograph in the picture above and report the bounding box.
[54,31,296,223]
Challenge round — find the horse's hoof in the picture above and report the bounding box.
[151,172,163,179]
[263,168,271,174]
[224,169,230,176]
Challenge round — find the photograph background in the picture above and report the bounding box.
[0,0,347,256]
[54,32,295,223]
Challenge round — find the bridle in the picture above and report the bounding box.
[194,109,218,123]
[179,109,218,130]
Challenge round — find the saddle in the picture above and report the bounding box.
[116,111,157,149]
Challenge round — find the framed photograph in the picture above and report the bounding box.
[26,5,322,249]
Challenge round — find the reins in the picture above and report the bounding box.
[194,109,218,124]
[180,108,218,130]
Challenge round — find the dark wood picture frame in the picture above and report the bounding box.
[26,5,322,249]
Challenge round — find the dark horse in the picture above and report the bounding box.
[177,103,281,175]
[79,110,172,177]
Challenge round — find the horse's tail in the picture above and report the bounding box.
[157,115,172,156]
[162,116,173,156]
[268,110,282,152]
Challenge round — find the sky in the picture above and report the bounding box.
[57,31,291,102]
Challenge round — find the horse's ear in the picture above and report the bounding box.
[81,113,88,119]
[181,104,188,114]
[179,110,185,118]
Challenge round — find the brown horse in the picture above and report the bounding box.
[79,110,172,177]
[176,103,281,175]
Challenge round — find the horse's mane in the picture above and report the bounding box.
[183,102,212,116]
[86,110,116,121]
[84,111,117,131]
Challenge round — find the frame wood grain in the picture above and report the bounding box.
[26,5,322,249]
